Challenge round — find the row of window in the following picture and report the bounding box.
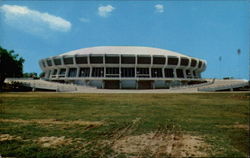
[42,56,203,69]
[47,67,199,79]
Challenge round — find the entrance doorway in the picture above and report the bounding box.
[104,80,120,89]
[138,80,153,89]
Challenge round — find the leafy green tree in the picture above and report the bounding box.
[0,46,25,89]
[39,72,45,78]
[23,72,38,78]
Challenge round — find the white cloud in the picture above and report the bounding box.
[155,4,164,13]
[98,5,115,17]
[79,17,90,23]
[0,4,72,35]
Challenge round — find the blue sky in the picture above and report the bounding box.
[0,1,249,79]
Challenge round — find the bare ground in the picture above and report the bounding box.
[0,134,22,141]
[112,132,209,157]
[0,118,211,157]
[217,123,249,131]
[35,136,72,148]
[0,118,103,126]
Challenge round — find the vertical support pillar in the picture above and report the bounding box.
[183,69,187,79]
[56,68,60,79]
[89,67,93,78]
[173,68,177,79]
[102,80,105,89]
[103,55,105,78]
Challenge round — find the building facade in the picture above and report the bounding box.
[39,46,207,89]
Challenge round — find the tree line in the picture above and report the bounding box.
[0,46,43,90]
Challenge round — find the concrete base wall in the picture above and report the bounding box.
[121,80,137,89]
[89,80,103,88]
[154,80,166,89]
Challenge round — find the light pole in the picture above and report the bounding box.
[219,56,222,79]
[237,49,241,79]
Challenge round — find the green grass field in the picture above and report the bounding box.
[0,92,249,158]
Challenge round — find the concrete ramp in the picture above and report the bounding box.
[4,78,96,92]
[197,79,249,92]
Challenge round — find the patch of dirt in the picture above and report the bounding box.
[218,124,249,131]
[36,136,72,148]
[229,94,250,100]
[0,134,21,141]
[0,118,103,127]
[112,132,209,157]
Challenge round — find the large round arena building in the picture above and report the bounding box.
[39,46,207,89]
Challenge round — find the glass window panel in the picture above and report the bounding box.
[68,68,77,77]
[42,60,46,67]
[53,58,61,65]
[176,69,184,78]
[153,56,165,65]
[106,67,119,77]
[52,69,57,75]
[121,56,135,64]
[105,56,119,64]
[79,68,90,77]
[90,56,103,64]
[63,57,73,65]
[167,57,178,65]
[76,56,88,64]
[191,59,197,67]
[92,67,104,77]
[121,68,135,77]
[180,58,189,66]
[164,68,174,78]
[186,70,192,78]
[47,59,52,66]
[59,69,66,75]
[136,68,149,78]
[198,61,202,68]
[151,68,163,78]
[138,56,151,64]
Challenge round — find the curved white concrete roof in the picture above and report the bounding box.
[58,46,191,58]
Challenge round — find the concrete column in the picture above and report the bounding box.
[56,68,60,79]
[51,58,55,66]
[173,68,177,78]
[47,70,51,79]
[73,55,77,65]
[102,80,104,89]
[89,67,93,77]
[152,81,155,89]
[183,69,187,79]
[103,55,105,78]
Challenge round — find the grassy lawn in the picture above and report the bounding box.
[0,92,249,158]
